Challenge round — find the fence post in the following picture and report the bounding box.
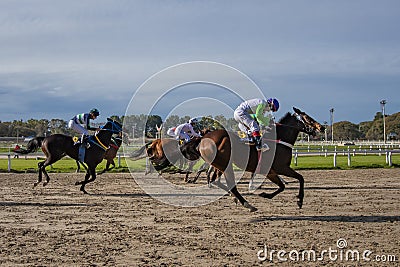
[347,151,351,167]
[294,151,298,166]
[388,152,392,167]
[7,154,11,172]
[118,153,121,167]
[333,152,337,167]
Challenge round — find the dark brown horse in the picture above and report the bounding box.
[134,107,324,212]
[196,107,325,211]
[76,132,124,175]
[17,119,122,193]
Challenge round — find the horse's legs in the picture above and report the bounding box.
[75,169,91,194]
[98,160,114,175]
[76,166,97,194]
[34,161,45,187]
[224,164,257,212]
[259,173,285,199]
[277,167,304,208]
[76,160,81,173]
[39,155,61,187]
[183,160,196,182]
[248,172,257,191]
[209,168,223,188]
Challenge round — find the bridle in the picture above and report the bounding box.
[275,113,316,135]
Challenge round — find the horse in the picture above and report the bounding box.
[76,132,124,175]
[130,137,200,176]
[17,118,122,193]
[135,107,324,212]
[196,107,325,211]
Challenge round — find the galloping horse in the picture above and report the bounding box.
[131,137,200,176]
[18,118,122,193]
[76,132,125,175]
[131,107,324,212]
[197,107,325,211]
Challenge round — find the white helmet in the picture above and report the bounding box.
[189,118,198,124]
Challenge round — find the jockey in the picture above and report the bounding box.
[68,108,100,145]
[234,98,279,151]
[173,118,201,144]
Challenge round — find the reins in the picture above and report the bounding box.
[92,121,122,151]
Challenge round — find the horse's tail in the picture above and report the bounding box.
[130,142,151,160]
[15,137,45,154]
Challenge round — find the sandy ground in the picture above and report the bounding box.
[0,169,399,266]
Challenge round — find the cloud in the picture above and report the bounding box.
[0,0,399,124]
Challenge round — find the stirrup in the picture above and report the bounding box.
[256,143,269,152]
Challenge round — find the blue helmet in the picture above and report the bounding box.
[267,98,279,112]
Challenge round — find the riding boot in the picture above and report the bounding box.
[254,135,269,151]
[246,134,254,144]
[81,134,90,149]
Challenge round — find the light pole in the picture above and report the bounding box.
[380,100,387,144]
[330,108,334,144]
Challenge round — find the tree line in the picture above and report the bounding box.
[0,111,399,141]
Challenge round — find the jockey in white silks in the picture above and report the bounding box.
[234,98,279,151]
[173,118,201,144]
[68,108,100,146]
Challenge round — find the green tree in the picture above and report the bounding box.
[332,121,361,141]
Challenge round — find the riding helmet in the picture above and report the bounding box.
[189,118,198,124]
[267,98,279,112]
[90,108,100,116]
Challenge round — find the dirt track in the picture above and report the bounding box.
[0,169,399,266]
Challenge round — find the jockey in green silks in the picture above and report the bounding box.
[234,98,279,151]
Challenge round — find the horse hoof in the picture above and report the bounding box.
[297,200,303,209]
[43,182,48,187]
[33,183,38,188]
[259,192,273,199]
[75,181,81,185]
[244,202,257,212]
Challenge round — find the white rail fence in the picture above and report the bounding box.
[2,146,399,172]
[292,148,400,167]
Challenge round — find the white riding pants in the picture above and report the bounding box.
[68,120,89,135]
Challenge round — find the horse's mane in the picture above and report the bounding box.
[278,112,292,124]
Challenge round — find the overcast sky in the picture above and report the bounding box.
[0,0,399,124]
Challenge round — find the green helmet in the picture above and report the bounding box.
[90,108,100,116]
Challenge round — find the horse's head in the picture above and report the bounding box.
[101,118,123,134]
[293,107,325,136]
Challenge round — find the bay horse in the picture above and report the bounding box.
[196,107,325,211]
[18,118,122,193]
[130,137,200,176]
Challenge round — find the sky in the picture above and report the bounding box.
[0,0,399,124]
